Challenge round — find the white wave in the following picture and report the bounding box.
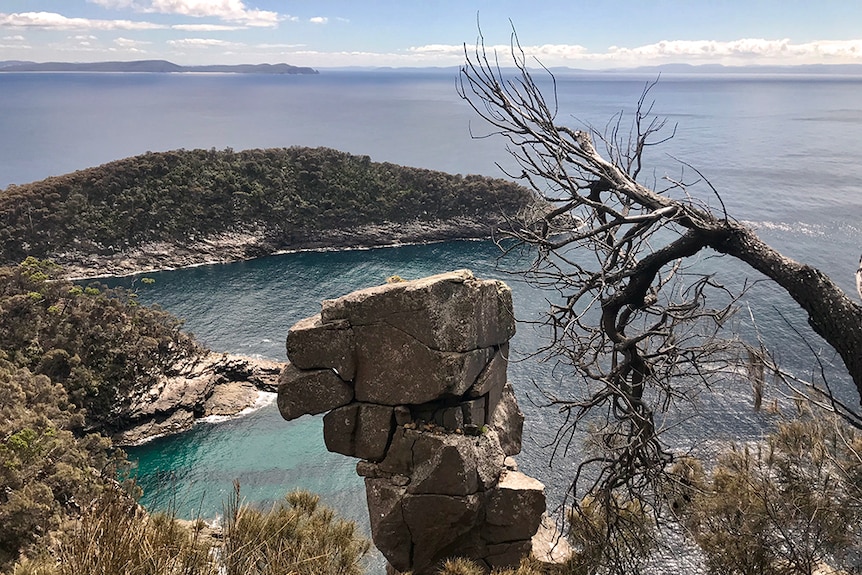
[199,390,277,425]
[742,219,826,237]
[126,431,167,446]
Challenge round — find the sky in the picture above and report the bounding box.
[1,1,862,69]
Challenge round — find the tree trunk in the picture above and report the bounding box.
[710,223,862,402]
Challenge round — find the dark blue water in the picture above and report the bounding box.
[3,72,861,564]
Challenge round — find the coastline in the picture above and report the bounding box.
[56,217,499,281]
[112,352,283,446]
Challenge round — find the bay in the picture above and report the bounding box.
[3,70,861,570]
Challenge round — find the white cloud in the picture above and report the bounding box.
[309,16,328,24]
[0,11,164,30]
[790,39,862,58]
[602,38,862,65]
[167,37,243,47]
[409,42,589,64]
[3,34,25,41]
[172,23,245,31]
[256,43,305,49]
[88,0,281,27]
[608,39,792,59]
[409,38,862,68]
[114,36,151,47]
[407,44,461,56]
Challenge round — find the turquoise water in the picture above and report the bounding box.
[116,237,839,524]
[121,241,524,526]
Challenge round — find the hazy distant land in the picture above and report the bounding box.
[0,59,318,74]
[3,59,862,75]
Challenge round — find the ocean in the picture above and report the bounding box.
[2,69,860,569]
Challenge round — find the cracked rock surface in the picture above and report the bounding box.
[278,270,547,574]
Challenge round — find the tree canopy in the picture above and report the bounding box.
[0,258,202,431]
[0,146,535,265]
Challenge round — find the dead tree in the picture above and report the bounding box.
[457,33,862,510]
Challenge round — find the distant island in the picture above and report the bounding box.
[0,59,318,74]
[590,62,862,75]
[0,146,536,278]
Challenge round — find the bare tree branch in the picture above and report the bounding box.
[458,29,862,514]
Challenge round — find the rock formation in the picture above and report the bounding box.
[277,270,548,573]
[114,353,282,445]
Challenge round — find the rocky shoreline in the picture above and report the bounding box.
[60,219,504,445]
[55,218,497,280]
[113,352,283,446]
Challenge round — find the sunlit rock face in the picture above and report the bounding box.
[278,270,543,574]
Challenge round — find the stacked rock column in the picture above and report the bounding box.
[277,270,546,574]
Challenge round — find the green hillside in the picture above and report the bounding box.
[0,147,535,265]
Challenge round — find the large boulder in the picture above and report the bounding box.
[323,402,394,461]
[354,323,495,405]
[407,432,481,496]
[286,315,357,380]
[483,471,546,544]
[403,493,482,572]
[276,270,547,574]
[320,270,515,352]
[490,383,524,457]
[276,363,353,421]
[469,344,509,398]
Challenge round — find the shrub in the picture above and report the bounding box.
[436,557,547,575]
[6,485,371,575]
[0,360,133,570]
[561,493,657,575]
[221,483,371,575]
[5,489,210,575]
[682,416,862,574]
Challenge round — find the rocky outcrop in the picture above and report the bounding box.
[113,353,282,445]
[277,270,546,573]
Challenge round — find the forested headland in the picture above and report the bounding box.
[0,146,536,277]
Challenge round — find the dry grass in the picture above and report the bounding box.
[6,483,370,575]
[221,482,371,575]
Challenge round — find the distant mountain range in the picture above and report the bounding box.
[327,63,862,75]
[0,59,318,74]
[2,60,862,76]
